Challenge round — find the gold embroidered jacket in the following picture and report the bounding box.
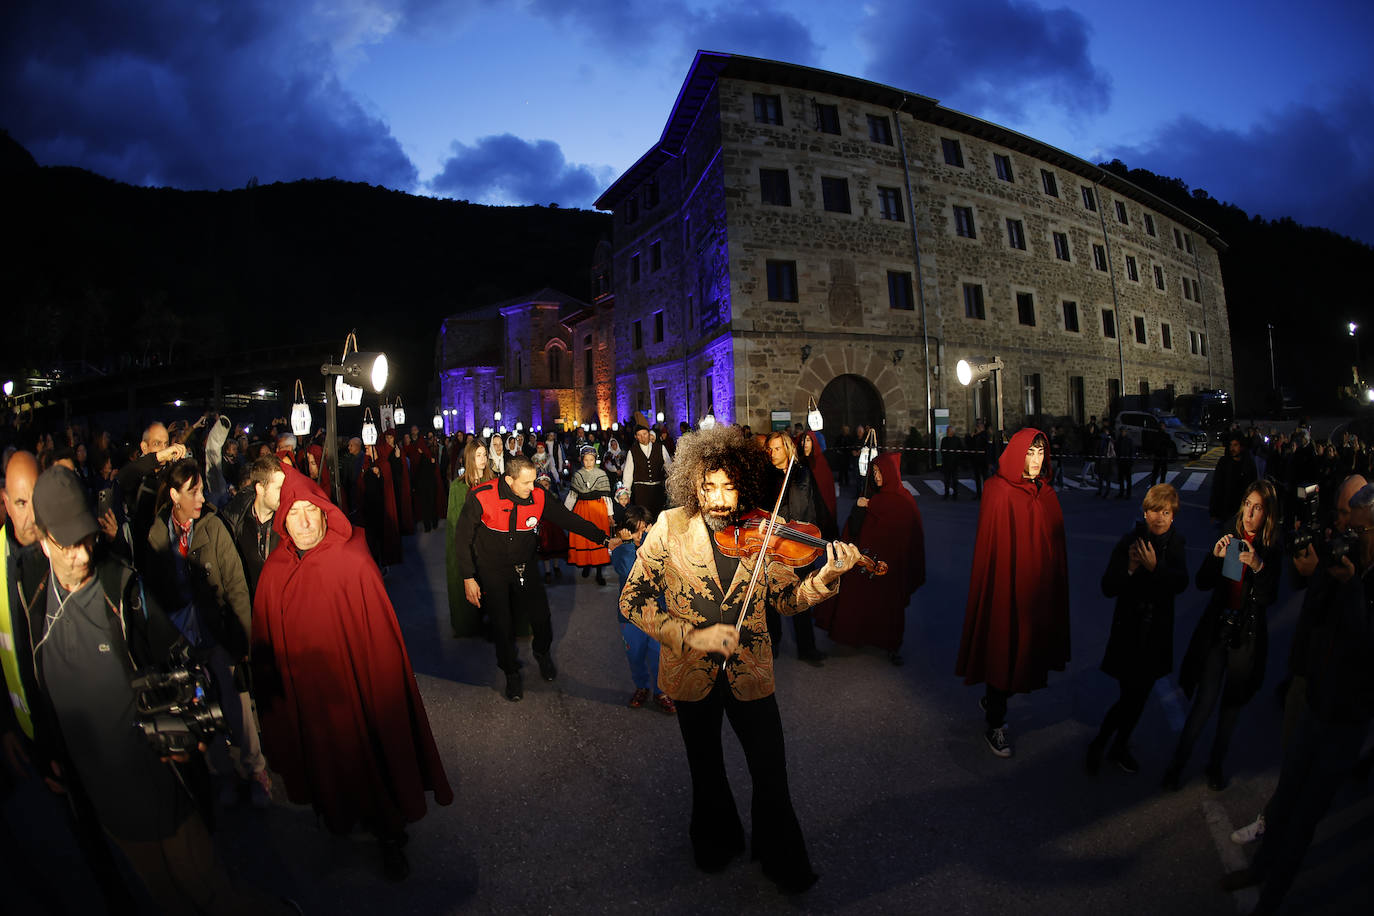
[619,507,840,702]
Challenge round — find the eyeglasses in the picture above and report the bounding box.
[46,533,94,555]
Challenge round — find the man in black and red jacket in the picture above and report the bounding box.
[454,454,619,701]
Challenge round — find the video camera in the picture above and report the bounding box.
[1289,484,1358,567]
[130,644,226,757]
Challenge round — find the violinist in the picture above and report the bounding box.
[619,424,861,894]
[764,432,831,666]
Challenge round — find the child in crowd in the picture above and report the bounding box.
[612,504,674,713]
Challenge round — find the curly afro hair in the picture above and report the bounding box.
[666,424,773,517]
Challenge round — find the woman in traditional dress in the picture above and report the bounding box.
[566,446,613,585]
[446,439,494,637]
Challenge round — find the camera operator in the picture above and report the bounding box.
[1222,482,1374,913]
[17,466,292,914]
[114,421,188,560]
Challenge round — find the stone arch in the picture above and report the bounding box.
[794,346,908,443]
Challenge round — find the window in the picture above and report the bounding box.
[632,320,643,350]
[1041,169,1059,197]
[1154,264,1165,290]
[754,93,783,125]
[1006,218,1026,250]
[1190,330,1207,356]
[625,197,639,224]
[1125,255,1139,282]
[1023,374,1042,417]
[1143,213,1156,236]
[1062,300,1080,332]
[1108,377,1122,407]
[1016,292,1036,326]
[1069,376,1086,424]
[994,154,1014,182]
[650,240,662,271]
[1161,322,1173,350]
[584,344,594,386]
[877,186,904,221]
[1092,243,1108,272]
[766,260,798,302]
[1173,227,1184,249]
[1114,201,1128,224]
[821,176,851,213]
[1053,232,1071,261]
[1182,277,1195,301]
[644,178,660,209]
[953,205,977,239]
[654,311,664,343]
[963,283,986,320]
[1184,233,1194,254]
[549,348,562,385]
[630,253,641,283]
[760,168,791,206]
[1081,186,1097,211]
[1133,315,1147,345]
[941,138,964,167]
[1101,308,1116,339]
[867,114,892,145]
[814,102,840,134]
[887,271,914,311]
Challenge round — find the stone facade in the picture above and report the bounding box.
[594,53,1233,443]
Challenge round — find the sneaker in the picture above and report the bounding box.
[984,726,1013,758]
[1230,814,1265,845]
[653,693,676,715]
[534,652,557,682]
[250,770,273,809]
[505,672,524,702]
[628,687,649,708]
[1108,746,1140,774]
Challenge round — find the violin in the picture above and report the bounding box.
[713,509,888,578]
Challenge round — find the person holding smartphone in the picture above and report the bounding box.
[1163,480,1281,791]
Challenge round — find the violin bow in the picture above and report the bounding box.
[724,430,798,671]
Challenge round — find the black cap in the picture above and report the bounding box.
[33,466,98,547]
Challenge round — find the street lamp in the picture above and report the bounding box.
[323,333,388,504]
[956,355,1006,444]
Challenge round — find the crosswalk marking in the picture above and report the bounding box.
[1181,472,1206,491]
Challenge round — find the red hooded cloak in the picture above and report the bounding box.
[305,443,331,499]
[814,452,925,651]
[379,435,415,535]
[954,428,1070,693]
[361,448,404,566]
[797,430,837,538]
[251,468,452,835]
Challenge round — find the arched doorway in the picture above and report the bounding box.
[818,374,885,440]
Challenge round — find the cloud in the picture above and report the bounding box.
[520,0,820,65]
[857,0,1110,121]
[0,0,418,190]
[429,133,611,206]
[1106,88,1374,245]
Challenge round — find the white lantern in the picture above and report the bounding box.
[290,380,312,436]
[516,421,523,432]
[699,412,716,430]
[807,404,823,432]
[499,425,507,434]
[494,411,502,422]
[393,396,406,427]
[432,411,443,430]
[591,423,598,431]
[361,408,378,446]
[482,426,493,439]
[656,411,664,423]
[858,446,876,478]
[611,422,619,432]
[335,374,363,407]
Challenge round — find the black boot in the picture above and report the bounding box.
[534,652,557,682]
[379,835,410,881]
[504,672,524,701]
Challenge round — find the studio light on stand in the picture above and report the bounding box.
[955,355,1005,447]
[323,330,388,504]
[290,380,312,437]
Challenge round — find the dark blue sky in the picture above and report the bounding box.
[4,0,1373,244]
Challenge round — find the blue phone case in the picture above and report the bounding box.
[1222,538,1245,581]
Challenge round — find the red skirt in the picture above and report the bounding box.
[567,496,611,566]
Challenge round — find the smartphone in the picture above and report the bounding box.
[1222,538,1245,581]
[96,487,116,520]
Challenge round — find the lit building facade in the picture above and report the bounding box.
[593,52,1233,441]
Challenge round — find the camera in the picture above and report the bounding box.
[1289,484,1359,566]
[130,645,226,757]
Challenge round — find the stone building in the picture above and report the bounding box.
[592,52,1233,442]
[437,286,614,436]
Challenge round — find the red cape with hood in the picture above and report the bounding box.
[379,435,415,535]
[305,443,331,500]
[954,428,1070,693]
[357,448,403,566]
[798,430,836,537]
[405,436,446,521]
[815,452,925,651]
[251,468,452,835]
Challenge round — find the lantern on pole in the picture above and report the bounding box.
[432,409,443,431]
[806,396,823,432]
[290,380,312,436]
[392,395,406,427]
[361,408,378,446]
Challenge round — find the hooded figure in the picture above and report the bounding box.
[954,428,1070,757]
[815,451,925,660]
[359,444,403,567]
[379,432,415,535]
[797,431,836,537]
[251,468,452,874]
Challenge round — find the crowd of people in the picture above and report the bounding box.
[1,406,1370,914]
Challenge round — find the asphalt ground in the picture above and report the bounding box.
[4,464,1371,915]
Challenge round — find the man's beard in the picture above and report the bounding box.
[702,507,737,532]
